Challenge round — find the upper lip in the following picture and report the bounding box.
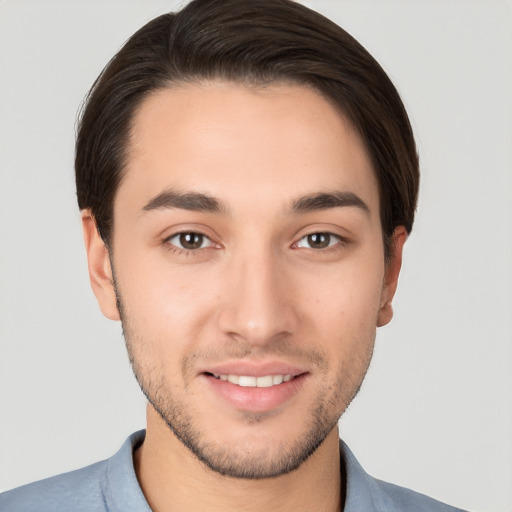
[199,360,308,377]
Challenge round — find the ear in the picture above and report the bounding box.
[377,226,407,327]
[81,210,120,321]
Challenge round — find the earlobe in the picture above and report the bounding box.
[377,226,407,327]
[81,210,120,321]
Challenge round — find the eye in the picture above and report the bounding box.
[166,232,213,250]
[295,232,341,249]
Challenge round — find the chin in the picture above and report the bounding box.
[151,398,340,479]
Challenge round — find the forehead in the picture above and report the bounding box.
[119,81,378,215]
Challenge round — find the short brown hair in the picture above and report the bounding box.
[75,0,419,258]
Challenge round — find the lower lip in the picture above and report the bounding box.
[202,374,308,412]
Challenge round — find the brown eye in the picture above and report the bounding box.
[307,233,330,248]
[180,233,203,249]
[296,232,340,249]
[167,232,213,250]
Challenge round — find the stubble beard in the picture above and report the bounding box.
[115,289,374,480]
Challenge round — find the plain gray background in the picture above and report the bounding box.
[1,1,511,511]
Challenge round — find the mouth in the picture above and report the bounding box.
[201,369,308,412]
[206,373,295,388]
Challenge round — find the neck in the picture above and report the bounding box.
[134,405,342,512]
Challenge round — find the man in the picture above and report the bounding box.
[0,0,467,510]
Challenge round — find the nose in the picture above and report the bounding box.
[216,247,299,346]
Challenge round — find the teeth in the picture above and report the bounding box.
[227,375,239,385]
[212,373,294,387]
[239,376,257,387]
[256,375,274,388]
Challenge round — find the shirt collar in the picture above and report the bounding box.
[106,430,150,512]
[340,439,379,511]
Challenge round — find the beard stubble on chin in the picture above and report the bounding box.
[114,283,375,480]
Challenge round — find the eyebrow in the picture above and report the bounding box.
[141,189,369,216]
[142,190,227,214]
[291,191,370,215]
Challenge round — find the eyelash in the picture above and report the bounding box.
[163,230,347,256]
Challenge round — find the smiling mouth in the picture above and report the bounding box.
[206,373,297,388]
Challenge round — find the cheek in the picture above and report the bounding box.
[299,257,385,331]
[114,249,221,339]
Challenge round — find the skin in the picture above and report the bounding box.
[82,81,406,512]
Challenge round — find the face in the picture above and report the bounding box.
[83,81,404,479]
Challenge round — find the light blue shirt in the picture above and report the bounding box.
[0,430,467,511]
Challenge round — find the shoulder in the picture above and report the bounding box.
[0,430,148,512]
[369,478,467,512]
[0,460,109,512]
[340,439,468,512]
